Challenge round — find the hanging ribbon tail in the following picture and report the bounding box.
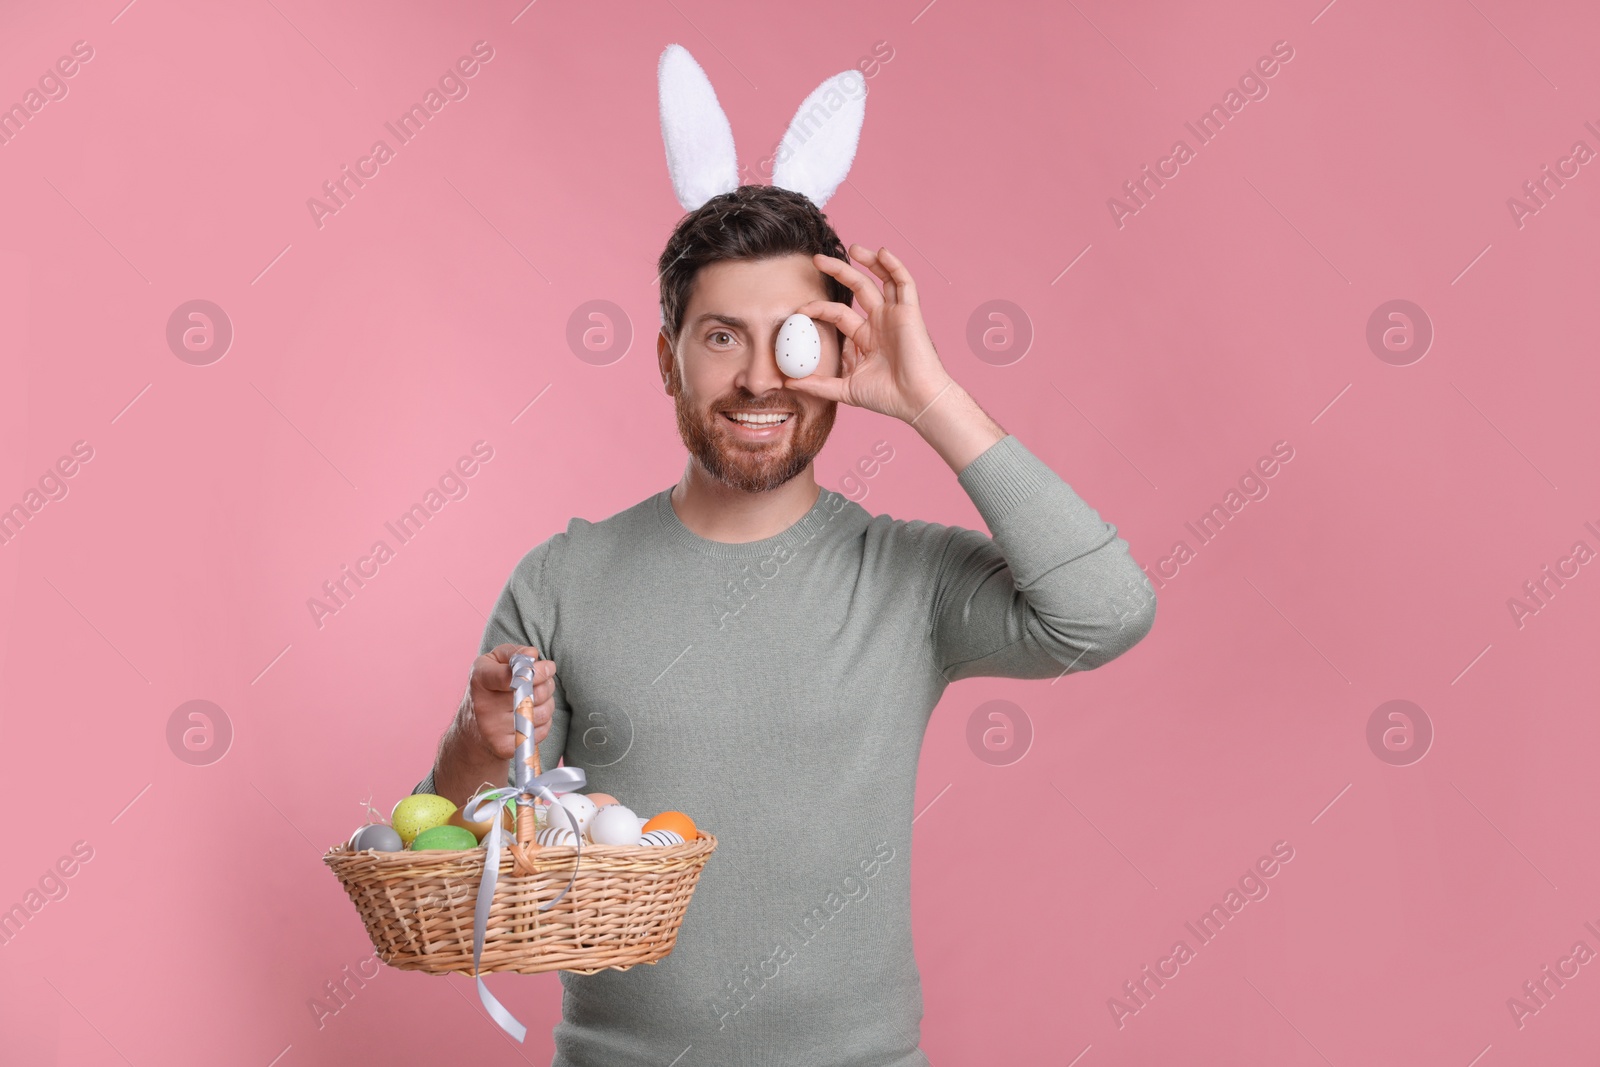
[463,763,588,1043]
[476,974,528,1043]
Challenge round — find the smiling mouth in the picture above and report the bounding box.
[722,411,793,428]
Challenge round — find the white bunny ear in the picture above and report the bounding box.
[658,44,740,212]
[771,69,867,208]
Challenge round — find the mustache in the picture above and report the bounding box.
[713,394,799,414]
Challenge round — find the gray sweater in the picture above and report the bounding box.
[415,435,1156,1065]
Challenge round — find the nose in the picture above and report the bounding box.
[735,331,787,399]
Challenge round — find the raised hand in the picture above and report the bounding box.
[784,244,955,426]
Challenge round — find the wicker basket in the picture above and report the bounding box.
[324,829,716,974]
[323,688,716,976]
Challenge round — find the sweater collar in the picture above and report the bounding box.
[654,485,850,560]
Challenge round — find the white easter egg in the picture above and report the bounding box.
[589,804,642,846]
[775,313,821,379]
[640,829,686,847]
[535,825,580,847]
[554,793,598,835]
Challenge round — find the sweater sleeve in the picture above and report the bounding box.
[414,536,573,795]
[930,435,1157,682]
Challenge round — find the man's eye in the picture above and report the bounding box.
[708,330,734,346]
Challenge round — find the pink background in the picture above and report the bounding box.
[2,0,1597,1063]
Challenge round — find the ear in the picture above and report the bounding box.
[658,44,740,211]
[656,329,678,395]
[771,69,867,208]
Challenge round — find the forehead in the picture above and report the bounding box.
[682,254,829,326]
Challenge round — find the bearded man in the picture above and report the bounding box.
[418,184,1157,1065]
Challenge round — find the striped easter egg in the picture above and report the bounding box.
[535,826,581,847]
[639,829,685,847]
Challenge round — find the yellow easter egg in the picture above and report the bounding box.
[391,794,457,847]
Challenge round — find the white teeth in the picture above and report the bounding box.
[727,412,790,427]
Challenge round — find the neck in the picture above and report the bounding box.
[670,459,821,543]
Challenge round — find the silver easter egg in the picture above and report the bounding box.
[349,823,404,852]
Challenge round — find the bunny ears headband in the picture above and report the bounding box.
[657,43,868,211]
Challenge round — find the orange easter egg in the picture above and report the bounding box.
[643,811,697,840]
[449,800,515,841]
[586,793,620,807]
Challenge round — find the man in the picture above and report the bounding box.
[417,184,1156,1065]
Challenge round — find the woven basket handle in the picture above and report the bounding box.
[514,693,541,847]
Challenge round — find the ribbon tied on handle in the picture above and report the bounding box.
[461,651,587,1042]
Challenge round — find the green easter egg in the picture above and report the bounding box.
[410,824,479,851]
[391,794,457,846]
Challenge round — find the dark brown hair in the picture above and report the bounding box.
[657,184,852,345]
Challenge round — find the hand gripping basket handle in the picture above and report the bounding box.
[510,651,542,848]
[467,650,587,1042]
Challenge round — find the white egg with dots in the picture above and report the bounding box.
[553,793,597,836]
[775,313,821,379]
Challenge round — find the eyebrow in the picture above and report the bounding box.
[689,313,747,331]
[688,312,792,332]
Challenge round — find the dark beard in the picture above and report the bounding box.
[674,386,836,493]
